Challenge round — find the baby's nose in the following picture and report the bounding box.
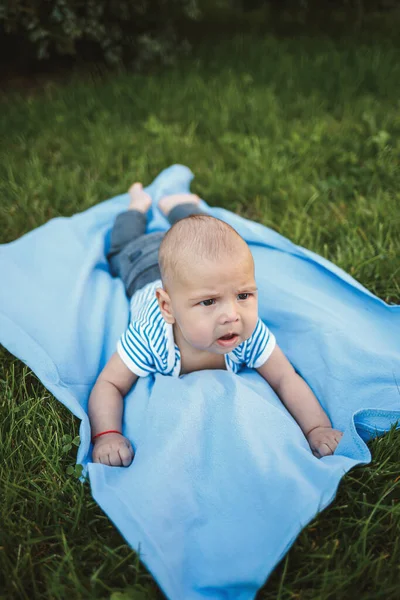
[221,304,239,323]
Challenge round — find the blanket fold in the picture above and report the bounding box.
[1,164,399,600]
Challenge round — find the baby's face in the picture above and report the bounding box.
[168,247,258,355]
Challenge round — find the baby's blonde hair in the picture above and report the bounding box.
[159,215,249,290]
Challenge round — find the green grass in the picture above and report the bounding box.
[1,28,400,600]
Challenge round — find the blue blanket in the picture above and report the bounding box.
[1,164,399,600]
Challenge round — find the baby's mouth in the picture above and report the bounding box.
[216,333,239,347]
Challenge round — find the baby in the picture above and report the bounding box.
[89,183,343,467]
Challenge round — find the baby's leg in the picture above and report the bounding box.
[107,183,163,297]
[108,183,151,259]
[159,193,207,225]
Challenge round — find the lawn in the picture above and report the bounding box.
[0,26,400,600]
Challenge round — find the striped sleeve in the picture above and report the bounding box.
[117,320,156,377]
[244,318,276,369]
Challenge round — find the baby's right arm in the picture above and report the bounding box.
[88,352,138,467]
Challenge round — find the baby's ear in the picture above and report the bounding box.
[155,288,175,324]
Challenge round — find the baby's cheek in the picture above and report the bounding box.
[188,320,213,344]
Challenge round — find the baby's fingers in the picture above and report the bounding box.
[118,443,134,467]
[92,447,108,465]
[317,442,334,457]
[109,449,123,467]
[93,445,122,466]
[96,452,111,465]
[333,430,344,445]
[309,437,335,457]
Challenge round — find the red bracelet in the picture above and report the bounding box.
[91,429,122,443]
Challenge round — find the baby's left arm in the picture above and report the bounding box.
[256,345,343,457]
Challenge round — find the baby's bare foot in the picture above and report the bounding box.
[159,193,200,216]
[128,182,152,213]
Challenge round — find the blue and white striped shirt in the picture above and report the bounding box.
[117,280,276,378]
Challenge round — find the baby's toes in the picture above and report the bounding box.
[128,182,151,212]
[128,182,143,195]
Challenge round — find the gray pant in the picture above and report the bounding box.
[107,203,206,298]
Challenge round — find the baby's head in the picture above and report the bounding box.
[156,215,258,355]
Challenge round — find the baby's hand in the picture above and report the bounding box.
[92,433,134,467]
[306,426,343,458]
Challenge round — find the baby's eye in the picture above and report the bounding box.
[200,299,216,307]
[238,293,250,300]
